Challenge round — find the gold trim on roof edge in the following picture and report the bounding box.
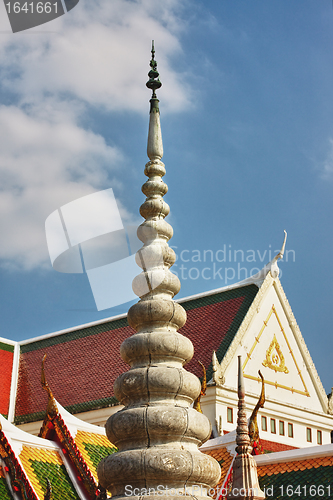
[273,278,329,412]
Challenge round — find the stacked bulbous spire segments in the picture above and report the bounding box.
[129,39,179,315]
[97,45,221,500]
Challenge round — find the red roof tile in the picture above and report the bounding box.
[0,346,14,416]
[15,284,258,423]
[180,297,245,378]
[260,439,298,453]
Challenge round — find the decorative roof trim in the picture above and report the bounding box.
[38,358,101,499]
[273,278,329,413]
[19,315,129,348]
[14,396,120,425]
[0,338,17,348]
[46,412,98,499]
[0,425,38,500]
[39,407,99,498]
[255,443,333,466]
[8,343,20,424]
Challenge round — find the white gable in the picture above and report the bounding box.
[206,272,333,447]
[225,286,323,412]
[223,275,326,413]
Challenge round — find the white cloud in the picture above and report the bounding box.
[0,0,191,113]
[0,0,192,270]
[0,105,124,269]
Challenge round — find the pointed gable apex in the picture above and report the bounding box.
[214,272,329,415]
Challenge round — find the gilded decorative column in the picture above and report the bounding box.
[98,43,221,500]
[227,357,265,499]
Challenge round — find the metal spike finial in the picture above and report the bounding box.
[146,40,162,104]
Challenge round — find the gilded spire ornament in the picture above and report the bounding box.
[98,43,220,500]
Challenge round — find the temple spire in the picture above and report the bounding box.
[227,357,265,499]
[98,44,220,500]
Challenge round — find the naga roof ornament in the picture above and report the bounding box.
[41,354,58,420]
[193,361,207,413]
[248,370,265,455]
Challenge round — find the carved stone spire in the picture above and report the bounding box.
[97,43,220,500]
[227,357,265,499]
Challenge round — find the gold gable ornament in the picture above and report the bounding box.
[262,334,289,374]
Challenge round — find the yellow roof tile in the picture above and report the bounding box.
[19,446,64,500]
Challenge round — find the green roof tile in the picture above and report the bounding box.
[0,476,13,500]
[83,442,117,471]
[259,465,333,500]
[30,459,80,500]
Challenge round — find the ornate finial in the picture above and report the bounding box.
[145,42,163,160]
[44,479,52,500]
[227,357,265,499]
[270,230,287,278]
[328,388,333,415]
[146,40,162,98]
[212,351,225,386]
[235,356,250,451]
[248,371,265,455]
[96,485,108,500]
[41,354,58,418]
[146,40,162,113]
[193,361,207,413]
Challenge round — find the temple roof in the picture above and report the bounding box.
[256,444,333,498]
[0,414,85,499]
[201,436,333,499]
[13,279,260,425]
[1,252,329,425]
[39,386,116,499]
[0,392,116,500]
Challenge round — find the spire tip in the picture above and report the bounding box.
[146,40,162,105]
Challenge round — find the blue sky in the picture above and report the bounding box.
[0,1,332,391]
